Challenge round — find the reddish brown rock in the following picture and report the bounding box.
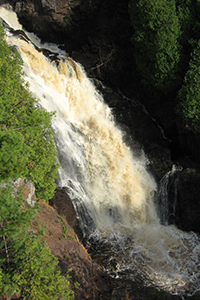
[34,200,112,300]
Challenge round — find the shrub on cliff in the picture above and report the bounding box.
[0,22,58,201]
[128,0,181,91]
[0,185,74,299]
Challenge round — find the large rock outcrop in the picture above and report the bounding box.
[5,0,101,48]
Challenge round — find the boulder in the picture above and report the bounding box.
[13,178,36,206]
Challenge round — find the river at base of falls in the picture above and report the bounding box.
[1,6,200,296]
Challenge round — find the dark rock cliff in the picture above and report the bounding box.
[10,0,101,48]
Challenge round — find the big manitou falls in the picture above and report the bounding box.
[1,6,200,298]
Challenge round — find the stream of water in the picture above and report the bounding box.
[1,6,200,296]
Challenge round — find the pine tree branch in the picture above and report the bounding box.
[0,221,9,266]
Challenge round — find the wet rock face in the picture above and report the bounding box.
[175,168,200,234]
[161,167,200,234]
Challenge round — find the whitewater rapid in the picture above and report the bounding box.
[1,6,200,296]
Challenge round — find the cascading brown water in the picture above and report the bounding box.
[1,6,200,296]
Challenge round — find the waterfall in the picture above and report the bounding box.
[1,6,200,296]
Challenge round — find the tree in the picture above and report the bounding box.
[128,0,181,91]
[0,22,58,201]
[176,0,200,43]
[0,130,30,179]
[12,238,74,300]
[176,39,200,132]
[0,185,74,299]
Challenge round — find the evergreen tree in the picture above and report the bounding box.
[176,39,200,132]
[0,185,74,299]
[129,0,181,91]
[176,0,200,43]
[0,22,58,201]
[12,238,74,300]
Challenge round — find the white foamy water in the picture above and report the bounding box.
[1,6,200,296]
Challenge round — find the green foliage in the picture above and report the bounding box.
[0,185,74,299]
[0,130,29,180]
[12,238,74,300]
[74,282,80,289]
[0,22,58,201]
[0,268,3,292]
[176,0,194,39]
[59,215,65,223]
[63,226,69,234]
[0,184,37,250]
[176,39,200,132]
[128,0,200,131]
[128,0,181,91]
[176,0,200,42]
[175,0,200,78]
